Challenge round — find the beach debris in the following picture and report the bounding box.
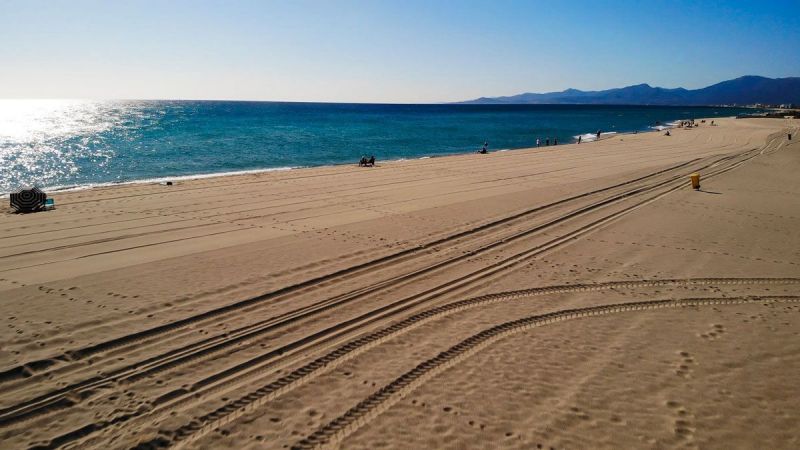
[690,173,701,190]
[10,187,47,213]
[160,181,173,186]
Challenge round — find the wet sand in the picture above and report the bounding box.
[0,117,798,449]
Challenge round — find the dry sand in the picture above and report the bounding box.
[0,117,798,449]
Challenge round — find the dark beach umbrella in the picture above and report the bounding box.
[10,187,47,213]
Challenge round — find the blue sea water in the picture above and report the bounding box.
[0,100,758,194]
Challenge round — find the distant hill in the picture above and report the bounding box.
[457,76,800,106]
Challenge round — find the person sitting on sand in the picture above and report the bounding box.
[665,130,671,136]
[359,156,368,166]
[368,155,375,166]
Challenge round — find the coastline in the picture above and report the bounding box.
[2,114,723,198]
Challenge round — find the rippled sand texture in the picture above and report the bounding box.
[0,118,798,449]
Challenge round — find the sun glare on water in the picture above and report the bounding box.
[0,99,123,194]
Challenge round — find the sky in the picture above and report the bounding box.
[1,0,799,103]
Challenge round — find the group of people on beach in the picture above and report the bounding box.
[358,155,376,167]
[535,137,559,147]
[664,119,715,136]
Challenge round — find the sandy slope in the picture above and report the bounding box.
[0,118,797,449]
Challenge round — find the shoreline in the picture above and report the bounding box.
[2,115,720,198]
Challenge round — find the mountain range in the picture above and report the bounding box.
[457,76,800,106]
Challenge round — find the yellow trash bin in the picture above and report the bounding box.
[690,173,700,190]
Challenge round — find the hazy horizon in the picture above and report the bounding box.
[2,0,799,103]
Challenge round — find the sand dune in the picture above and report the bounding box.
[0,118,798,449]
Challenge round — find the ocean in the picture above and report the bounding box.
[0,100,757,194]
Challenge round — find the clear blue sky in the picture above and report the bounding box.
[1,0,798,103]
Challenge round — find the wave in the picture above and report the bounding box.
[0,167,296,198]
[649,120,681,131]
[573,131,618,143]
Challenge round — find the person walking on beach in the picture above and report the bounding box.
[577,135,582,144]
[596,130,601,139]
[536,138,540,147]
[545,138,550,146]
[554,137,558,145]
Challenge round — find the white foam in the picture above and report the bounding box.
[573,131,617,143]
[2,166,296,197]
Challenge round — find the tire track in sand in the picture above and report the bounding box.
[122,281,799,450]
[291,295,800,450]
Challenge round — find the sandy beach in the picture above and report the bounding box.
[1,117,799,449]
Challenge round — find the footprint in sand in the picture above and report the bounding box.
[666,400,695,440]
[675,351,695,377]
[699,323,725,340]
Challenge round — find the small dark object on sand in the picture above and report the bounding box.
[10,187,47,213]
[359,155,376,167]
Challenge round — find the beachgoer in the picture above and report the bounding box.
[577,136,581,144]
[545,138,550,146]
[369,155,375,166]
[596,130,601,139]
[554,138,558,145]
[536,138,540,147]
[711,120,714,126]
[665,130,671,136]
